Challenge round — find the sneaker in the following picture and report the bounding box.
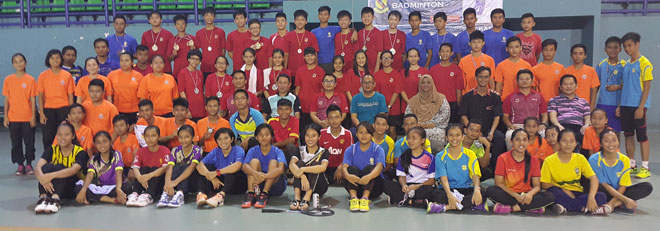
[126,192,139,207]
[254,192,269,208]
[45,198,61,213]
[526,207,546,214]
[630,167,640,176]
[26,165,34,175]
[552,204,567,215]
[135,193,153,207]
[15,165,24,176]
[196,193,208,208]
[472,202,489,212]
[168,191,184,208]
[349,198,360,212]
[34,197,48,213]
[591,205,613,215]
[427,202,446,214]
[241,192,256,208]
[493,203,512,214]
[359,198,370,212]
[157,192,170,208]
[206,193,224,208]
[636,167,651,179]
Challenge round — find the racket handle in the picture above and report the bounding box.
[261,208,286,213]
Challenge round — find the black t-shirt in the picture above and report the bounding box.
[459,89,503,135]
[294,146,330,167]
[41,145,89,171]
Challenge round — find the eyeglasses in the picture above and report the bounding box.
[382,57,393,61]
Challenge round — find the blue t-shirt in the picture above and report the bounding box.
[596,58,625,106]
[483,28,514,65]
[229,108,266,141]
[435,147,481,189]
[350,92,388,123]
[243,145,287,173]
[621,56,653,108]
[429,32,458,67]
[107,34,138,63]
[96,58,120,77]
[312,25,341,64]
[202,146,245,170]
[455,30,472,57]
[588,152,632,190]
[342,141,386,171]
[405,30,432,68]
[394,136,431,158]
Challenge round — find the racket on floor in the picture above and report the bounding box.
[261,208,335,216]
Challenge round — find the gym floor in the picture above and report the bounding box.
[0,129,657,231]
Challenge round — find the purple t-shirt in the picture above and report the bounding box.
[167,145,203,166]
[88,151,124,186]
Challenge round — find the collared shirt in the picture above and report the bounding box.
[502,89,547,124]
[459,89,503,135]
[265,92,302,118]
[596,58,625,106]
[311,92,348,121]
[547,94,590,126]
[621,55,654,108]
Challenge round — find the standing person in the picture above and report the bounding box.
[141,10,174,74]
[133,45,153,76]
[167,14,200,77]
[595,36,625,134]
[38,49,74,149]
[342,122,385,212]
[241,48,265,97]
[244,19,273,70]
[197,96,230,154]
[515,13,542,66]
[312,6,341,74]
[61,46,84,85]
[108,15,138,63]
[81,79,119,135]
[374,51,404,136]
[92,38,120,76]
[350,75,388,126]
[294,47,325,131]
[494,36,533,99]
[357,7,383,73]
[619,32,653,178]
[241,124,288,208]
[404,11,432,69]
[405,75,450,152]
[137,56,179,117]
[330,56,353,112]
[3,53,37,176]
[197,7,226,79]
[204,56,234,101]
[319,105,354,184]
[177,50,206,121]
[382,10,406,71]
[400,49,430,108]
[76,58,112,104]
[270,12,289,67]
[455,8,478,57]
[335,10,357,73]
[289,124,330,210]
[74,132,128,205]
[429,43,464,123]
[502,69,548,147]
[429,12,459,67]
[483,8,514,65]
[263,49,291,98]
[344,50,371,99]
[458,31,496,93]
[533,39,565,102]
[227,9,250,72]
[310,74,348,128]
[109,53,144,125]
[286,10,319,77]
[562,44,600,110]
[548,74,591,144]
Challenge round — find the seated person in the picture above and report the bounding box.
[289,124,330,211]
[342,122,385,212]
[267,99,300,163]
[241,124,287,208]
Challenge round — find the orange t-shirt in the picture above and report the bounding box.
[527,135,554,161]
[108,69,143,113]
[459,53,496,94]
[196,116,231,152]
[494,59,533,99]
[561,65,600,102]
[75,75,112,103]
[532,62,565,102]
[37,69,74,108]
[3,74,37,122]
[582,126,601,152]
[164,118,200,148]
[114,133,140,167]
[136,116,169,133]
[53,124,93,152]
[137,74,179,116]
[82,100,119,135]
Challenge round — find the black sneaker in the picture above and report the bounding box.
[254,192,269,208]
[241,192,256,208]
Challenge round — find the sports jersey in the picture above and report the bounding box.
[342,141,386,171]
[621,56,654,108]
[166,145,202,166]
[229,108,265,141]
[396,150,435,184]
[373,135,395,165]
[494,151,541,193]
[596,58,625,106]
[244,145,287,172]
[588,152,632,190]
[319,127,353,168]
[202,146,245,170]
[435,147,481,189]
[87,150,123,185]
[540,153,595,192]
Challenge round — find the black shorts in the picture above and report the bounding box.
[388,114,403,127]
[620,106,648,142]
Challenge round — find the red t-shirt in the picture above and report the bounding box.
[344,69,368,96]
[311,92,349,120]
[295,65,325,113]
[132,145,170,168]
[357,27,383,73]
[264,68,291,96]
[285,30,319,77]
[196,27,227,73]
[334,73,352,95]
[242,36,273,70]
[204,72,234,99]
[268,117,300,144]
[176,68,206,118]
[270,33,289,52]
[334,31,357,72]
[515,33,542,66]
[141,28,174,73]
[166,33,201,77]
[227,30,251,72]
[374,69,404,115]
[401,67,429,100]
[494,151,541,193]
[429,64,464,102]
[319,127,354,167]
[133,64,153,77]
[382,29,406,71]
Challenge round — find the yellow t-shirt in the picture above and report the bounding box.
[540,153,595,192]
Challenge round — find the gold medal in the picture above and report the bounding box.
[152,44,158,51]
[173,44,180,51]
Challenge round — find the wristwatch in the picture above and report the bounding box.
[215,169,222,176]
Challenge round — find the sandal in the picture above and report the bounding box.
[299,200,310,210]
[289,199,300,210]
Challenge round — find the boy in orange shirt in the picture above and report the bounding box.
[196,96,230,154]
[459,30,495,93]
[82,79,119,135]
[3,53,37,175]
[582,109,609,156]
[532,39,565,102]
[562,44,600,110]
[112,114,139,167]
[162,97,200,148]
[54,104,94,154]
[494,36,532,99]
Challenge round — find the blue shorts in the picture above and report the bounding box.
[596,104,622,132]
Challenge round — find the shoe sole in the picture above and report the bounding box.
[197,200,206,208]
[241,203,252,208]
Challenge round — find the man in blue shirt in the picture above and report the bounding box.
[430,12,459,67]
[107,15,138,63]
[483,8,514,65]
[405,11,432,69]
[312,6,341,74]
[456,8,478,58]
[91,38,120,76]
[350,75,387,126]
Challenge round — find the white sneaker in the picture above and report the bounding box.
[35,197,48,213]
[136,193,153,207]
[168,191,184,208]
[126,192,139,207]
[157,192,170,208]
[45,198,61,213]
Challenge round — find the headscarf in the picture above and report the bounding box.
[408,74,446,122]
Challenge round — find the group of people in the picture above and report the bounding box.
[1,5,653,215]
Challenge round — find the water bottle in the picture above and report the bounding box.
[312,193,320,208]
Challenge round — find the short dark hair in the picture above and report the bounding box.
[120,52,133,60]
[325,104,341,116]
[112,114,130,125]
[206,96,220,105]
[277,98,292,108]
[560,74,577,85]
[187,49,202,60]
[45,49,63,68]
[69,103,85,114]
[506,36,522,47]
[490,8,505,18]
[173,97,189,109]
[178,124,195,137]
[88,78,105,91]
[276,73,290,82]
[469,30,484,42]
[403,114,418,122]
[233,89,248,98]
[294,9,308,20]
[148,10,162,19]
[440,42,453,52]
[113,15,127,23]
[467,119,483,128]
[324,73,337,82]
[357,121,375,135]
[434,12,447,22]
[621,32,641,43]
[232,70,246,79]
[138,99,154,109]
[203,7,215,16]
[408,11,422,21]
[61,46,77,55]
[275,12,287,19]
[144,125,160,136]
[541,39,558,50]
[605,36,621,46]
[570,44,587,55]
[463,8,476,18]
[374,113,388,123]
[93,38,109,47]
[304,46,316,55]
[337,10,352,20]
[255,123,275,140]
[318,5,331,13]
[136,45,149,52]
[521,13,535,20]
[233,9,247,19]
[361,7,374,16]
[214,127,236,145]
[516,69,534,81]
[388,10,402,20]
[475,66,491,77]
[173,14,187,24]
[248,18,261,27]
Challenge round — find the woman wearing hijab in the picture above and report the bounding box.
[405,74,450,152]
